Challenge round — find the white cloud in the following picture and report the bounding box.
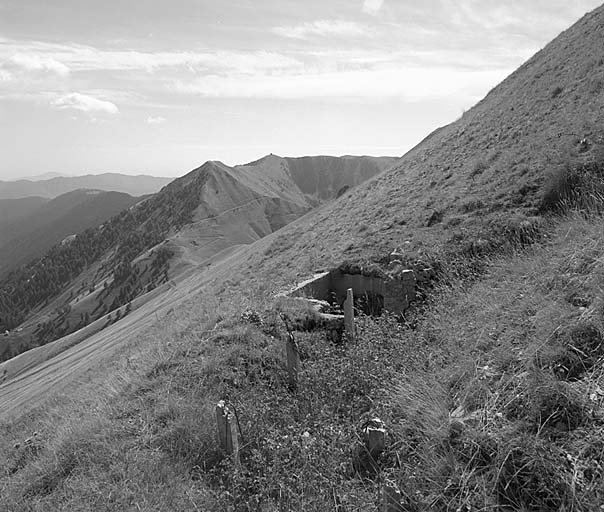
[174,65,509,102]
[51,92,119,115]
[0,40,301,75]
[362,0,384,15]
[66,49,300,74]
[147,115,166,124]
[272,20,370,39]
[5,53,70,76]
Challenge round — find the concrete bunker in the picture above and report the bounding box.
[289,267,416,316]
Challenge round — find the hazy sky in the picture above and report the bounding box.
[0,0,601,178]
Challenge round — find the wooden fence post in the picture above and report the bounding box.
[215,400,240,465]
[285,331,300,390]
[344,288,355,342]
[280,313,300,391]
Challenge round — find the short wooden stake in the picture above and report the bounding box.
[230,415,240,466]
[215,400,240,465]
[285,331,300,390]
[344,288,355,342]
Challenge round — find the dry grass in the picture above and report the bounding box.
[1,212,604,510]
[376,213,604,510]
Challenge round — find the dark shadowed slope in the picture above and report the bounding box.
[0,196,49,227]
[0,190,142,278]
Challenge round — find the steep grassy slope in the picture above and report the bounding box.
[0,190,140,278]
[227,5,604,281]
[0,173,172,200]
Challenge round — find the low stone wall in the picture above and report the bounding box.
[289,269,416,315]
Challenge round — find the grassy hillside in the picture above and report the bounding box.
[2,210,604,510]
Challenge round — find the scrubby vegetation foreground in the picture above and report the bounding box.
[1,206,604,511]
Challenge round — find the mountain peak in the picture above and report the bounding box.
[241,153,284,167]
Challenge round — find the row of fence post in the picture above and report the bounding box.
[215,287,403,509]
[216,287,357,456]
[285,287,355,390]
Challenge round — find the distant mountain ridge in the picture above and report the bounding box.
[165,155,396,268]
[6,172,72,181]
[238,154,397,202]
[0,173,172,199]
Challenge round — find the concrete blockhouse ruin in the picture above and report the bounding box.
[289,268,416,316]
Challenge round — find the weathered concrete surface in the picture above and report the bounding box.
[289,269,416,315]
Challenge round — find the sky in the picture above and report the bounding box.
[0,0,602,179]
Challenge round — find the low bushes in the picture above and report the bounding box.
[541,159,604,213]
[536,322,604,381]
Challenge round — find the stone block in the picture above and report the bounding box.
[363,418,386,458]
[215,400,240,464]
